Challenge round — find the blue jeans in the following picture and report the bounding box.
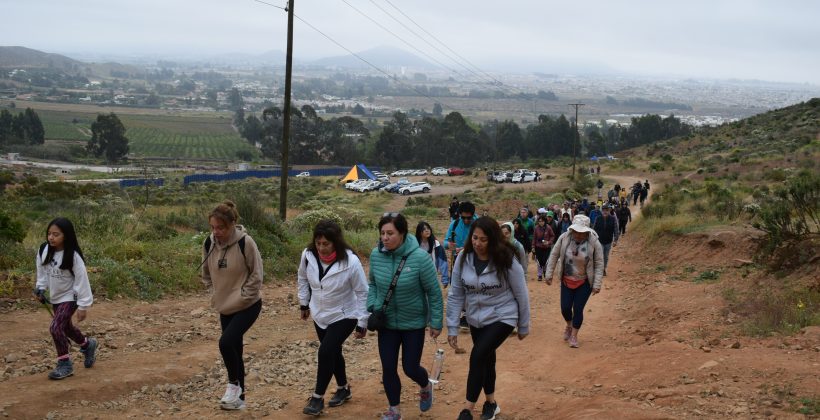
[377,328,429,407]
[601,242,612,270]
[560,281,592,329]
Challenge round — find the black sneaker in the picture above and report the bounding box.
[481,401,500,420]
[80,337,97,368]
[457,408,474,420]
[48,359,73,380]
[328,386,351,407]
[303,396,324,416]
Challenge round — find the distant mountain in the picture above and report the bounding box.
[0,46,143,78]
[312,46,432,70]
[0,46,81,69]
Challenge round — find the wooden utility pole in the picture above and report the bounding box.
[280,0,295,221]
[568,103,585,179]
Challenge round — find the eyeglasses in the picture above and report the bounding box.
[382,212,400,218]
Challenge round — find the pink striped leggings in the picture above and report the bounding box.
[50,302,86,360]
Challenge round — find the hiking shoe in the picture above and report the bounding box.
[419,383,433,412]
[48,359,73,380]
[220,383,242,404]
[458,408,474,420]
[563,326,572,341]
[381,407,402,420]
[303,396,324,416]
[220,398,246,410]
[481,401,500,420]
[569,335,579,348]
[80,337,97,368]
[328,386,351,407]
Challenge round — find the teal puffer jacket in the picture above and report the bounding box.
[367,234,443,331]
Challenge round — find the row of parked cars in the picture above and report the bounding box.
[487,169,540,183]
[390,167,466,177]
[344,177,432,195]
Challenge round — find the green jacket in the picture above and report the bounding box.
[367,234,443,330]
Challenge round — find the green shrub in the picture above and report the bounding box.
[754,169,819,257]
[0,210,26,243]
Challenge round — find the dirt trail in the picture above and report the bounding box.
[1,174,817,419]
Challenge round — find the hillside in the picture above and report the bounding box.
[0,46,143,79]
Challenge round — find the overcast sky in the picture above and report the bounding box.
[4,0,819,84]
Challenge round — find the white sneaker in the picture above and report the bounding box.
[221,398,246,410]
[220,383,242,404]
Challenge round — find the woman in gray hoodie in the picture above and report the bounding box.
[447,217,531,420]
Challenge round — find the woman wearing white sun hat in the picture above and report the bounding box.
[543,215,604,348]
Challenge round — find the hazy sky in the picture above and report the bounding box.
[4,0,819,84]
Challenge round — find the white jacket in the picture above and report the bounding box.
[35,246,94,309]
[297,248,369,329]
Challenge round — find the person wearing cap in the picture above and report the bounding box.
[592,203,619,276]
[543,215,604,348]
[449,197,460,221]
[545,211,560,240]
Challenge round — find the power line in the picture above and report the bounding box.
[250,0,286,11]
[381,0,507,89]
[340,0,467,79]
[249,0,454,110]
[366,0,490,85]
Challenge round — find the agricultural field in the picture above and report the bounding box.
[15,103,259,160]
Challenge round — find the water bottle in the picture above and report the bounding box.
[429,348,445,384]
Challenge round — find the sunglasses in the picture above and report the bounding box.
[461,215,473,221]
[382,212,401,218]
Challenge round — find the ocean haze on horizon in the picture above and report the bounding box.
[3,0,819,85]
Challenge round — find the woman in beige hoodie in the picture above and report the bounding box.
[202,200,263,411]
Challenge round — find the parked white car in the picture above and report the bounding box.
[431,167,448,175]
[345,179,368,190]
[512,171,537,183]
[398,182,431,195]
[295,171,310,177]
[493,172,510,183]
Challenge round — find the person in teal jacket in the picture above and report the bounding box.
[367,213,443,420]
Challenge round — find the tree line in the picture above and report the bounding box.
[235,104,694,168]
[0,108,45,146]
[234,105,692,167]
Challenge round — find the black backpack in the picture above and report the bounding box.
[204,235,246,258]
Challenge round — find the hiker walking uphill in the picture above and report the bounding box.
[592,203,619,276]
[500,222,529,279]
[544,215,604,348]
[449,197,461,221]
[416,221,451,288]
[640,182,649,208]
[34,217,98,380]
[201,200,263,411]
[298,220,369,416]
[532,214,555,281]
[447,217,530,420]
[616,204,632,236]
[367,213,443,420]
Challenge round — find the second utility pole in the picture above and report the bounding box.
[568,102,584,179]
[280,0,295,222]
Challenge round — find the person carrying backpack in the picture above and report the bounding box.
[34,217,97,380]
[532,214,555,281]
[592,203,619,275]
[202,200,264,411]
[616,204,632,236]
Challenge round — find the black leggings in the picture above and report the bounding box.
[219,299,262,397]
[466,322,514,403]
[619,220,627,235]
[314,318,357,395]
[377,328,428,407]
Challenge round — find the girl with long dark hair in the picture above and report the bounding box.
[35,217,97,380]
[415,221,450,287]
[447,217,531,420]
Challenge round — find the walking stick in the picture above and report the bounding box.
[33,289,53,318]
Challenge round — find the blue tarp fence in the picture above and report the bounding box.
[119,178,164,188]
[182,167,380,185]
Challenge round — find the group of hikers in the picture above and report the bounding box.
[31,181,646,419]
